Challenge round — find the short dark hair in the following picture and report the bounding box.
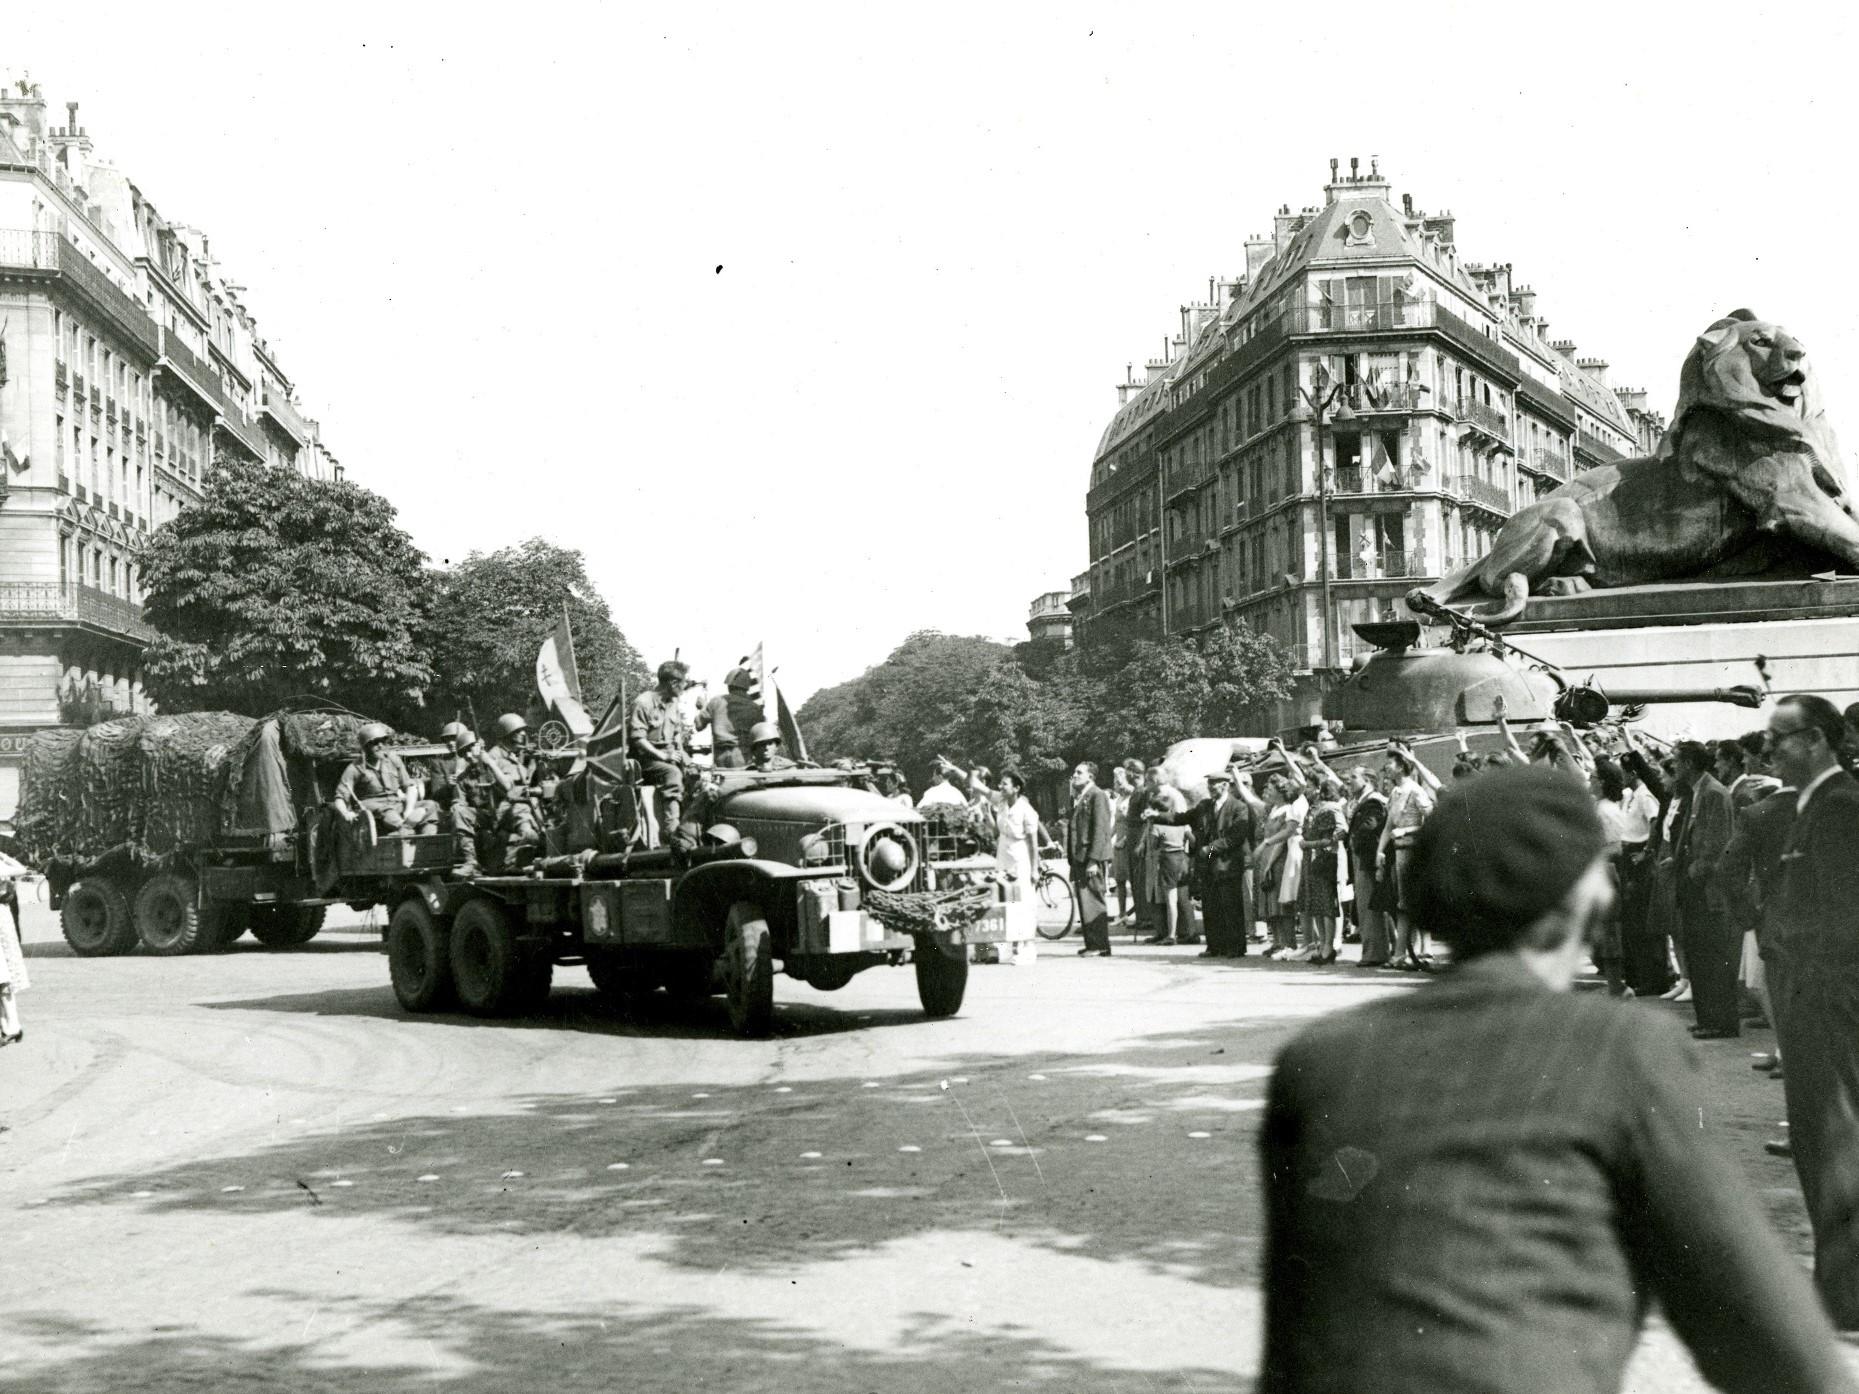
[1122,758,1144,777]
[1673,740,1713,776]
[999,768,1026,793]
[1780,694,1851,753]
[1738,730,1769,760]
[1076,760,1098,780]
[1592,757,1626,802]
[657,660,689,685]
[1714,740,1746,772]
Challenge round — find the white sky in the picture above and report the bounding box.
[8,4,1857,703]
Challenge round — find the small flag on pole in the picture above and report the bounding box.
[535,604,593,737]
[742,642,809,763]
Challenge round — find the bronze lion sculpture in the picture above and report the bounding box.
[1408,309,1859,626]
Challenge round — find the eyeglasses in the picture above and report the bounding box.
[1770,726,1816,747]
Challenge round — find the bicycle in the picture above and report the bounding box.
[1033,861,1076,940]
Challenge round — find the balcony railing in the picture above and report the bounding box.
[1576,429,1627,464]
[1291,298,1439,335]
[259,385,310,446]
[54,359,67,391]
[1448,474,1514,515]
[0,581,156,644]
[73,371,86,398]
[1454,395,1511,444]
[1336,548,1432,580]
[1340,380,1428,414]
[1332,464,1423,495]
[1525,446,1571,480]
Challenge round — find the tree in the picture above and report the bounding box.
[1079,623,1293,760]
[423,539,650,729]
[139,462,434,721]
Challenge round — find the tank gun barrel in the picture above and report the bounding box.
[1603,685,1764,710]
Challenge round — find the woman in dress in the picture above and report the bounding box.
[0,853,28,1046]
[1376,742,1440,971]
[1295,775,1347,963]
[993,770,1042,889]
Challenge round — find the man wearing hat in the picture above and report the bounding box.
[1260,765,1855,1394]
[332,723,440,835]
[701,668,763,770]
[746,722,797,772]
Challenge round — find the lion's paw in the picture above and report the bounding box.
[1540,577,1594,597]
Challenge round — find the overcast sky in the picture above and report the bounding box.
[9,4,1855,702]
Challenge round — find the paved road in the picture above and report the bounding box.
[0,896,1834,1392]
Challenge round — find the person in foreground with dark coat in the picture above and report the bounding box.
[1765,694,1859,1329]
[1259,763,1857,1394]
[1066,761,1116,956]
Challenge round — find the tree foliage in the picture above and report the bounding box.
[424,539,650,728]
[139,462,434,721]
[797,622,1293,790]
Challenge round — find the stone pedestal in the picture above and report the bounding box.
[1502,577,1859,741]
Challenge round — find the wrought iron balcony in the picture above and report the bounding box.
[73,371,86,398]
[1449,474,1513,516]
[259,385,310,446]
[1576,429,1627,464]
[1341,380,1428,414]
[1525,446,1571,480]
[1454,395,1511,445]
[0,581,156,644]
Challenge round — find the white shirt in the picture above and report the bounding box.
[1615,784,1659,844]
[917,783,966,810]
[995,795,1040,881]
[1798,764,1843,816]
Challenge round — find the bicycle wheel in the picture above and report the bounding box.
[1035,868,1076,940]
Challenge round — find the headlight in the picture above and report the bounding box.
[856,823,919,892]
[798,833,834,866]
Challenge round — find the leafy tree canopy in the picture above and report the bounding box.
[424,538,650,731]
[799,622,1293,792]
[139,462,433,722]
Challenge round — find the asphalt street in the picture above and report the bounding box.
[1,895,1842,1393]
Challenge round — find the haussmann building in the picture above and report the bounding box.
[0,79,341,817]
[1067,158,1665,729]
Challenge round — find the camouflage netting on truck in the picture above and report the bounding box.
[15,713,257,862]
[219,711,446,843]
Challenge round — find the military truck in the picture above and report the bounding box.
[383,762,1037,1035]
[19,711,453,956]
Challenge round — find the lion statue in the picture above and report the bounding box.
[1408,309,1859,626]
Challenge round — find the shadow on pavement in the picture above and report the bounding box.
[0,1293,1251,1394]
[40,1010,1305,1294]
[202,980,941,1041]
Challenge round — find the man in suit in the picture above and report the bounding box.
[1669,739,1739,1037]
[1766,694,1859,1328]
[1195,769,1255,957]
[1260,765,1856,1394]
[1066,762,1116,957]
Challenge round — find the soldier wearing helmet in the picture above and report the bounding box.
[479,714,544,869]
[746,721,796,772]
[699,667,763,770]
[629,660,693,843]
[332,722,440,835]
[443,726,495,876]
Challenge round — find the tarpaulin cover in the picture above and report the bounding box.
[221,719,295,841]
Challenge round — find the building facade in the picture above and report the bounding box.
[0,78,341,815]
[1069,159,1664,725]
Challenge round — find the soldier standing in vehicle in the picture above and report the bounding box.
[701,667,763,770]
[332,723,440,835]
[482,713,545,869]
[629,660,692,841]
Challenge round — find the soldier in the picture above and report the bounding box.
[629,660,692,841]
[445,727,495,876]
[481,713,544,870]
[746,721,797,772]
[701,668,763,770]
[332,723,440,835]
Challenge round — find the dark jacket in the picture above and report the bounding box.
[1067,784,1114,865]
[1261,954,1855,1394]
[1153,794,1246,877]
[1718,786,1797,940]
[1770,770,1859,964]
[1672,770,1733,910]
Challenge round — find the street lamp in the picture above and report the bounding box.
[1300,358,1354,673]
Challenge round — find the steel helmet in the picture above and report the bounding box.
[725,667,753,691]
[439,720,464,743]
[357,721,392,748]
[748,721,782,747]
[494,713,528,741]
[452,727,479,753]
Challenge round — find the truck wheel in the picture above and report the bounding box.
[250,904,326,948]
[450,898,524,1017]
[915,939,969,1019]
[201,900,250,951]
[133,873,211,956]
[62,877,137,957]
[721,903,775,1036]
[389,898,453,1012]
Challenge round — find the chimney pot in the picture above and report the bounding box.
[1350,156,1359,179]
[1328,159,1338,182]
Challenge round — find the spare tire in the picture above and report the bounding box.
[62,877,137,957]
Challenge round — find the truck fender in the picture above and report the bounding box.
[671,858,828,951]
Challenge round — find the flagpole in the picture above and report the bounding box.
[559,598,582,701]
